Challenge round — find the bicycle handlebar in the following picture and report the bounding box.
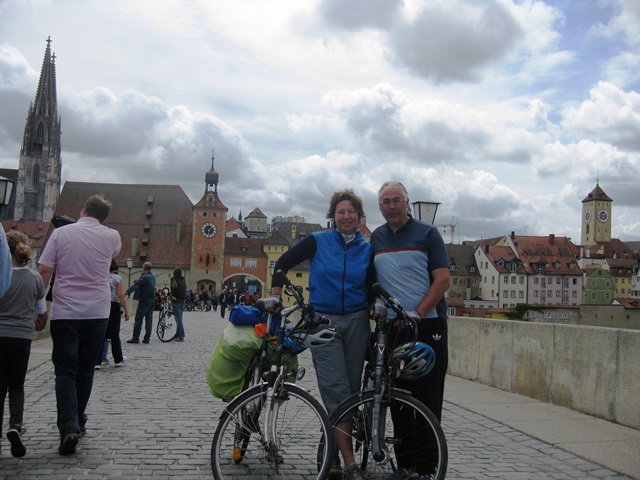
[274,270,305,305]
[372,283,405,316]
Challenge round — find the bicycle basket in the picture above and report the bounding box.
[392,342,436,380]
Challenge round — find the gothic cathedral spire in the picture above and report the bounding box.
[14,36,62,222]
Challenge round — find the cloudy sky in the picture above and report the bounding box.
[0,0,639,242]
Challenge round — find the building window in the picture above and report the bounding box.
[511,277,516,284]
[510,291,516,298]
[534,291,539,298]
[503,276,508,284]
[572,291,577,298]
[245,258,257,268]
[503,290,508,298]
[519,277,524,284]
[230,258,241,267]
[591,293,596,300]
[519,291,524,298]
[534,278,539,285]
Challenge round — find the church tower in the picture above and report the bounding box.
[14,37,62,222]
[191,149,228,292]
[581,182,612,246]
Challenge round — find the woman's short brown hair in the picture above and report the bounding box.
[326,189,365,224]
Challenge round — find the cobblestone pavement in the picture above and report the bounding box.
[0,309,633,479]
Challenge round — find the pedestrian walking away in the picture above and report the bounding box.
[0,231,48,457]
[37,194,122,455]
[96,260,130,369]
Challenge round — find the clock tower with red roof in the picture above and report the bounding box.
[191,149,227,292]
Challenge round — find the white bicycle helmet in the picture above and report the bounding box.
[287,317,337,348]
[392,342,436,380]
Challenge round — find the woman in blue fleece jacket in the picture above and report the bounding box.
[270,189,374,480]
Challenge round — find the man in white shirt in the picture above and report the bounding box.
[38,195,121,455]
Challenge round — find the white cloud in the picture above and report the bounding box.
[0,0,638,241]
[562,82,640,151]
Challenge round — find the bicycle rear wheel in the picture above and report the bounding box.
[211,383,333,480]
[156,309,177,342]
[330,389,447,480]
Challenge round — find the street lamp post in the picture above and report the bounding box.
[126,258,133,288]
[0,175,15,218]
[411,200,440,224]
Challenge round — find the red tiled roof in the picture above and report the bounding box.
[54,182,194,269]
[246,207,267,219]
[224,236,267,256]
[582,184,612,203]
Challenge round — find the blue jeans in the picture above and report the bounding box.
[172,302,185,339]
[50,319,108,434]
[132,300,154,342]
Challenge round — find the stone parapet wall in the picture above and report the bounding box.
[448,316,640,430]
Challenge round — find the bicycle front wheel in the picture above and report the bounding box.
[330,388,447,480]
[156,309,177,342]
[211,383,333,480]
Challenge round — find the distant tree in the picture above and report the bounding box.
[505,303,546,321]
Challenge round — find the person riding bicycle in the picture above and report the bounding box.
[268,189,375,480]
[371,182,450,480]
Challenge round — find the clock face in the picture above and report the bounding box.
[201,222,217,238]
[585,211,592,223]
[597,209,609,223]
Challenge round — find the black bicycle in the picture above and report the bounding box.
[156,288,178,342]
[329,283,448,479]
[210,271,336,480]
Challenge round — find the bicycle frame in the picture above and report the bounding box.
[232,277,312,457]
[367,284,419,463]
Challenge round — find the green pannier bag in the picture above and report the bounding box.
[206,324,298,400]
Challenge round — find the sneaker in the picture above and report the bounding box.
[94,364,101,370]
[101,358,110,365]
[7,428,26,457]
[343,464,368,480]
[114,356,127,367]
[175,337,184,342]
[142,339,150,344]
[126,338,139,344]
[386,468,417,480]
[59,426,79,455]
